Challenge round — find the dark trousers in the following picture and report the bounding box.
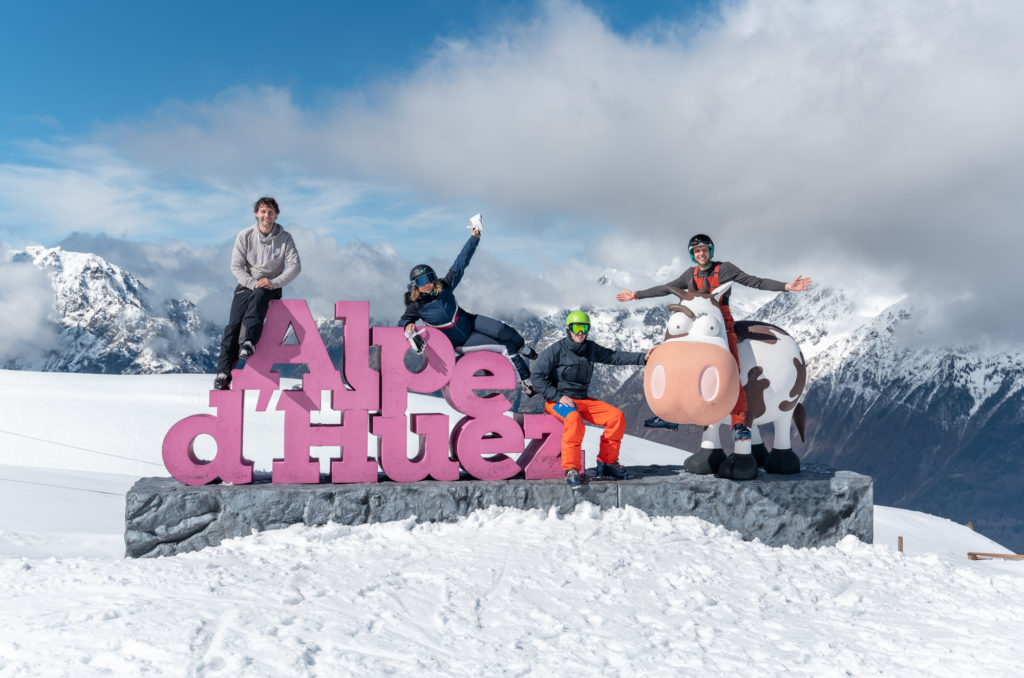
[459,314,530,380]
[216,285,282,374]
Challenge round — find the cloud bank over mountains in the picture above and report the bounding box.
[3,0,1023,344]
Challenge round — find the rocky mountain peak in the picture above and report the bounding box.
[6,246,219,374]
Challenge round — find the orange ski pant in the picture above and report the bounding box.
[545,398,626,472]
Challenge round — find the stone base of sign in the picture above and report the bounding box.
[124,464,872,558]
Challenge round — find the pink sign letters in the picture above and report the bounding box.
[163,300,564,485]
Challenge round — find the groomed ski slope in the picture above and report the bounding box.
[1,370,1021,677]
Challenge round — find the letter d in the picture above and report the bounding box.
[162,390,252,485]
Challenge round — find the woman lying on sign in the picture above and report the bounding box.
[398,214,539,398]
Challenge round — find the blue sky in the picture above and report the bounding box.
[3,0,1024,345]
[1,1,716,255]
[1,0,713,141]
[3,1,515,139]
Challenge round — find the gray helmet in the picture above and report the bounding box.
[409,264,438,290]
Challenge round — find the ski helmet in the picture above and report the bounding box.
[687,233,714,263]
[409,264,438,289]
[565,310,591,336]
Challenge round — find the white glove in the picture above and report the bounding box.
[468,213,483,233]
[405,327,426,354]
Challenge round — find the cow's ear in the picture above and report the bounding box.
[666,286,688,301]
[710,281,734,301]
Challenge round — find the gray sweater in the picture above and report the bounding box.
[230,223,301,290]
[635,261,786,305]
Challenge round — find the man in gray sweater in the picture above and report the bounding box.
[213,197,302,390]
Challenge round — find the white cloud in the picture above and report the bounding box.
[0,246,61,362]
[3,0,1024,342]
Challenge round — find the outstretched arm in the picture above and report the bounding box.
[785,275,812,291]
[591,342,647,366]
[631,269,694,300]
[616,289,636,302]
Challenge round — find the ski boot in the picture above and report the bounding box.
[213,373,231,390]
[596,461,631,480]
[565,468,582,488]
[644,415,679,431]
[238,340,255,360]
[519,378,538,398]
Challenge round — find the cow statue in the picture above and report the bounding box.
[643,282,806,480]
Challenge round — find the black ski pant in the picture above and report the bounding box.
[216,284,282,375]
[457,314,530,380]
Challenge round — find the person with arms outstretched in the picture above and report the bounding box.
[616,233,810,444]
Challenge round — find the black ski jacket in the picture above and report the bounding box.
[531,336,645,402]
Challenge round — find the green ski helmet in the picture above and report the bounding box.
[565,310,591,336]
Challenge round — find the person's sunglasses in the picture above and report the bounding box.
[412,271,437,288]
[569,323,590,334]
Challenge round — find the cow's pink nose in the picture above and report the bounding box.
[642,341,739,426]
[699,365,720,401]
[650,363,666,399]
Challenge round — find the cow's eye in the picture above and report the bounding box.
[666,312,693,337]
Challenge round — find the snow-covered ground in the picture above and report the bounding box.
[1,370,1021,676]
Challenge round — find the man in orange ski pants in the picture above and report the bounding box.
[531,310,651,487]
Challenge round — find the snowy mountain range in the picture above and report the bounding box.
[6,247,220,374]
[7,246,1024,551]
[763,288,1024,555]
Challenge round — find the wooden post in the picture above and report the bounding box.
[967,552,1024,561]
[898,536,903,553]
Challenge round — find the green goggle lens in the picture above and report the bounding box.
[569,323,590,334]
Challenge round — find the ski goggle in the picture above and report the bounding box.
[411,271,437,288]
[568,323,590,334]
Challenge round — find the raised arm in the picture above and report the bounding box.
[444,234,480,290]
